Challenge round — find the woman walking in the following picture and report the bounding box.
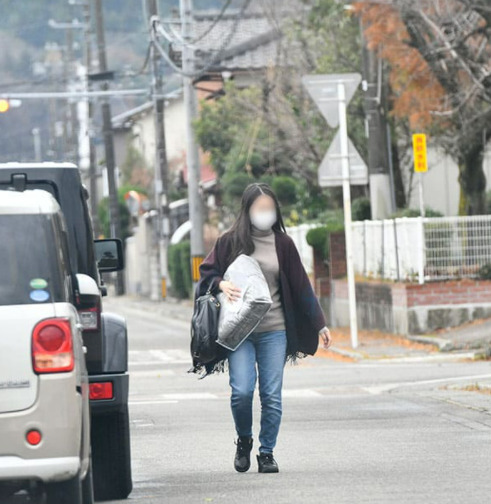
[193,182,332,473]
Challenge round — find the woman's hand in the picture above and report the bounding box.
[219,280,242,303]
[319,327,332,349]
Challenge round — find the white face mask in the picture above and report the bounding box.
[250,209,277,231]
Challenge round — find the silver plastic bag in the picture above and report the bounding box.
[216,254,272,351]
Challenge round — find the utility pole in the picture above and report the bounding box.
[361,27,394,219]
[65,25,78,161]
[82,0,100,237]
[147,0,171,300]
[93,0,124,294]
[180,0,205,287]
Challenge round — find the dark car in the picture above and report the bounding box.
[0,162,132,501]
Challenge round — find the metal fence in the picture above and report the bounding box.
[351,215,491,283]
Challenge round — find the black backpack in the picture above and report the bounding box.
[190,290,221,364]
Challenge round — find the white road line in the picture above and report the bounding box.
[129,400,179,406]
[282,389,323,398]
[128,349,191,365]
[129,369,176,377]
[128,389,326,406]
[159,392,218,400]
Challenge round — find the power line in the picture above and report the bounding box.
[182,0,234,44]
[150,0,252,79]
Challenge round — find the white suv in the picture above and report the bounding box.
[0,190,94,504]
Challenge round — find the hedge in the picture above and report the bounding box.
[168,240,192,299]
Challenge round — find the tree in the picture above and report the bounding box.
[120,144,153,193]
[194,0,371,221]
[98,184,147,241]
[354,0,491,215]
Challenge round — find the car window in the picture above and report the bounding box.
[0,179,99,282]
[0,214,67,306]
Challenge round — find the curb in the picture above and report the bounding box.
[326,346,488,363]
[326,346,364,360]
[406,335,455,351]
[406,334,491,357]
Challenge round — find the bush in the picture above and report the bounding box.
[478,263,491,280]
[306,226,329,259]
[221,172,254,210]
[168,240,192,299]
[306,215,345,260]
[391,207,443,218]
[272,176,297,206]
[97,184,147,240]
[352,197,371,221]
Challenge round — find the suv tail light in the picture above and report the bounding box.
[78,298,101,331]
[89,381,113,400]
[32,318,74,373]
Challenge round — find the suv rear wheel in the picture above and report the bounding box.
[92,405,132,501]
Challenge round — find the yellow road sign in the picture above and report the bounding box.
[412,133,428,173]
[161,277,167,299]
[191,255,204,283]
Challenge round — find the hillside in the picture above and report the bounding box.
[0,0,223,162]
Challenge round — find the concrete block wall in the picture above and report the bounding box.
[331,278,491,335]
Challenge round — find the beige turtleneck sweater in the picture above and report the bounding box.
[250,226,286,333]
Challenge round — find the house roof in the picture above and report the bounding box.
[174,0,307,73]
[111,87,183,129]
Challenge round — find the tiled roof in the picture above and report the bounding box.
[179,0,307,72]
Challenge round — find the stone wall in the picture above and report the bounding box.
[331,278,491,335]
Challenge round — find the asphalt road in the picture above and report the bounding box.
[7,298,491,503]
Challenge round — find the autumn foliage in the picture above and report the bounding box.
[353,2,446,129]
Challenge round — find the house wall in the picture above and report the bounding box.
[112,97,187,180]
[129,98,187,171]
[407,144,491,216]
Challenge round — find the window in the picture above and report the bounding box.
[0,214,67,306]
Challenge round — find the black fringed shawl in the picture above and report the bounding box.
[188,230,327,378]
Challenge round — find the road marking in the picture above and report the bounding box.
[129,369,176,377]
[282,389,323,398]
[128,389,328,406]
[128,349,190,365]
[362,373,491,395]
[129,400,179,406]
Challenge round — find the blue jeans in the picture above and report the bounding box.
[227,329,288,454]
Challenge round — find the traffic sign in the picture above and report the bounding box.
[318,130,368,187]
[302,73,362,127]
[412,133,428,173]
[303,73,364,351]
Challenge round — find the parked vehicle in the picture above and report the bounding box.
[0,190,93,503]
[0,163,132,501]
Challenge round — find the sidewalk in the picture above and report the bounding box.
[107,294,491,363]
[322,321,491,362]
[409,317,491,352]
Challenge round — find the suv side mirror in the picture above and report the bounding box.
[75,274,101,331]
[94,238,124,272]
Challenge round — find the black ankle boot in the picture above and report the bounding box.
[234,436,253,472]
[257,452,279,473]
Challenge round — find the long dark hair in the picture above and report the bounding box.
[224,182,286,260]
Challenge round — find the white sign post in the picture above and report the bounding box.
[303,74,365,350]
